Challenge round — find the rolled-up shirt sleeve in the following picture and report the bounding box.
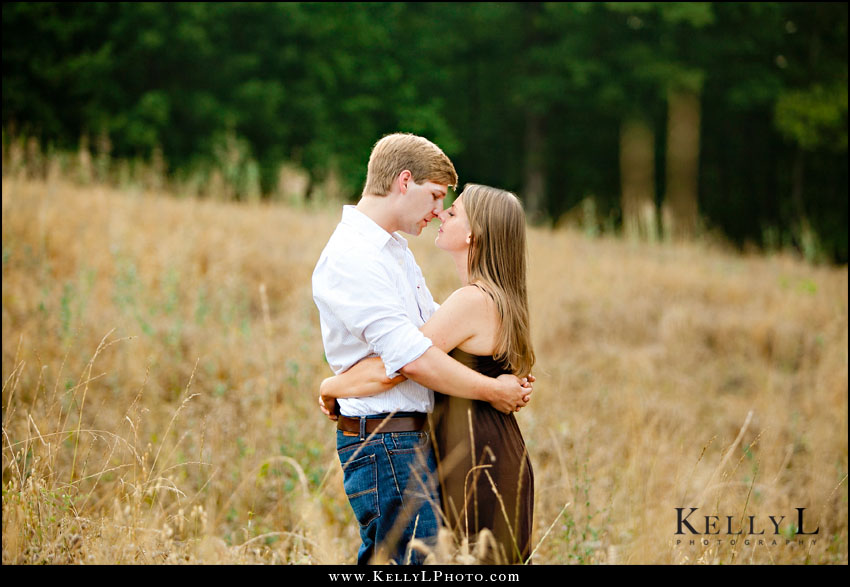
[313,252,433,378]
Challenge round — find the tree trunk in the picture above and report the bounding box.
[620,117,658,241]
[522,109,546,223]
[662,89,701,240]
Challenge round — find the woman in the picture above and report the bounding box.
[320,184,535,564]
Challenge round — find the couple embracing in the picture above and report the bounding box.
[312,133,535,565]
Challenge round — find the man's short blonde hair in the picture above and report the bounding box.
[363,133,458,197]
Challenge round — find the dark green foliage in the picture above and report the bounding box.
[2,2,846,262]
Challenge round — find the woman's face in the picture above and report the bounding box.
[435,195,472,253]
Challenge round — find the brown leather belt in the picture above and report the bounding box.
[337,414,427,436]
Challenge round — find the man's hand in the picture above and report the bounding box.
[523,374,535,405]
[490,373,534,414]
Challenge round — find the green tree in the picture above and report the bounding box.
[3,3,847,261]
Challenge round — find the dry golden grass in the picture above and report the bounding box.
[2,171,847,565]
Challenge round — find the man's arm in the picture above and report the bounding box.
[314,249,528,413]
[400,347,529,414]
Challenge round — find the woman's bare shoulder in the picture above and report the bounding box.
[442,284,492,310]
[424,285,493,331]
[440,284,499,355]
[440,285,499,329]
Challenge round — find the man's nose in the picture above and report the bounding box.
[434,199,445,216]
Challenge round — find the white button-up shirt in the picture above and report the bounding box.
[312,206,438,417]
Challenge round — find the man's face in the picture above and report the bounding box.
[399,180,447,236]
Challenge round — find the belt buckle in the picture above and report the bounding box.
[359,416,366,441]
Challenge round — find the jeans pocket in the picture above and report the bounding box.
[388,431,429,455]
[341,452,380,527]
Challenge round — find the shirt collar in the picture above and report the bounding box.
[341,205,409,251]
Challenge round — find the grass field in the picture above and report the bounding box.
[2,170,847,564]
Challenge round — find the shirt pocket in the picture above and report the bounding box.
[415,280,435,321]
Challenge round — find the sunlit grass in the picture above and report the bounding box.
[2,168,847,564]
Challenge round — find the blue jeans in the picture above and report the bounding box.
[336,415,440,565]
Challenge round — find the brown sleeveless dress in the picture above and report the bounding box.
[429,348,534,564]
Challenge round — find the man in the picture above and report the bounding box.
[312,133,530,565]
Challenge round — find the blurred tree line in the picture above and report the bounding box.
[3,2,847,262]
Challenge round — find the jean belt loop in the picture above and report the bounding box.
[359,417,366,441]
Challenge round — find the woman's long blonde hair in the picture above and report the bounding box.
[462,184,535,377]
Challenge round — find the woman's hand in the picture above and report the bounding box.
[318,388,339,422]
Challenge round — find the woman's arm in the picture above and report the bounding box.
[404,285,533,412]
[317,357,407,420]
[319,357,406,399]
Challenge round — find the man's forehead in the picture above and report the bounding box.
[424,181,448,195]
